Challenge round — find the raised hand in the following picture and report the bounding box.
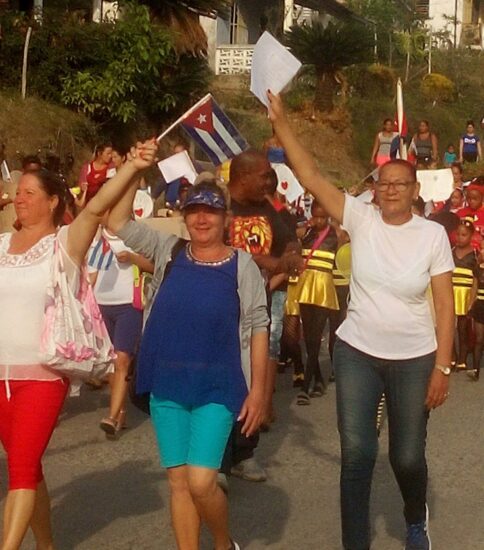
[267,90,286,125]
[128,139,158,171]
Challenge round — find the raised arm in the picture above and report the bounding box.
[477,140,482,162]
[459,137,464,162]
[267,91,345,224]
[67,140,157,266]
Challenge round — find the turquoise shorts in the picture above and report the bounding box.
[150,396,235,470]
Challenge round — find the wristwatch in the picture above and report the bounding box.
[435,364,452,376]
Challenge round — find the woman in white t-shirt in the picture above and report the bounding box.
[88,226,153,438]
[268,92,454,550]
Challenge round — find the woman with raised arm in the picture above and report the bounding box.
[0,141,156,550]
[107,154,269,550]
[268,91,455,550]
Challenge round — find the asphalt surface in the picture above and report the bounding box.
[3,359,483,550]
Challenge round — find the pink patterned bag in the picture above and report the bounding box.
[40,237,115,395]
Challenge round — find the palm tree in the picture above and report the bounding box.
[286,20,374,112]
[139,0,231,56]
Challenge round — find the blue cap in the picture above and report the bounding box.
[181,188,227,211]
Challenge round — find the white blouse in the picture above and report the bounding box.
[0,227,78,384]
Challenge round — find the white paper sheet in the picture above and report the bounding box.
[157,151,198,184]
[271,163,304,204]
[250,32,302,107]
[417,169,454,202]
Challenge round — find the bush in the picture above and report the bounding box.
[420,73,455,103]
[284,71,316,112]
[346,63,396,97]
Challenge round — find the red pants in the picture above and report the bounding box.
[0,380,68,490]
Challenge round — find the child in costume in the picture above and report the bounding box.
[452,220,477,370]
[468,240,484,381]
[293,202,339,405]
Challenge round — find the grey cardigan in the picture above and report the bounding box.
[117,221,269,389]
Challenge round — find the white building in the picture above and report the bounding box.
[418,0,483,48]
[200,0,366,75]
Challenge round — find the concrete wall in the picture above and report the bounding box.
[200,15,231,70]
[428,0,463,44]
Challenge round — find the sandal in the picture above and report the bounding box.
[297,391,310,406]
[99,417,118,436]
[117,409,128,430]
[310,384,325,398]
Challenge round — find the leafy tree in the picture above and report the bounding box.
[61,4,177,122]
[347,1,423,65]
[0,4,211,126]
[286,21,374,112]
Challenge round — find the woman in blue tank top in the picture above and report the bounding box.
[108,172,269,550]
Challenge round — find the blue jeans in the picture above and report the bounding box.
[333,338,435,550]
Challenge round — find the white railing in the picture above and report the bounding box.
[215,45,254,75]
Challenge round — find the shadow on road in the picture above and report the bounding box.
[51,460,162,548]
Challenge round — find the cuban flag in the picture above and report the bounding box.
[88,236,114,271]
[178,94,249,166]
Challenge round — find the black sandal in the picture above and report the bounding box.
[297,391,310,406]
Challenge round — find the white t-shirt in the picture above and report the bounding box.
[337,196,454,359]
[88,229,134,305]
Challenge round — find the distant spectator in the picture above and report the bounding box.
[370,118,399,167]
[78,142,114,203]
[411,120,438,169]
[459,120,482,163]
[443,144,457,167]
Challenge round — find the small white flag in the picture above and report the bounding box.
[157,151,198,184]
[271,163,304,204]
[1,161,11,182]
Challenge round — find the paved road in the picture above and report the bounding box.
[5,363,483,550]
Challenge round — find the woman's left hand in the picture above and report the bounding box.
[128,139,158,171]
[116,251,132,264]
[238,390,266,437]
[425,369,450,410]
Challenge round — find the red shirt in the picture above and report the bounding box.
[85,162,110,202]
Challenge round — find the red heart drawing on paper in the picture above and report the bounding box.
[281,181,289,190]
[134,208,144,217]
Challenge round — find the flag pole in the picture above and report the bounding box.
[156,93,212,143]
[396,78,407,160]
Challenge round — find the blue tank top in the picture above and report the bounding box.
[136,248,247,413]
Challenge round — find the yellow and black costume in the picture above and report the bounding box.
[294,229,339,310]
[469,262,484,324]
[293,226,339,401]
[452,249,477,316]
